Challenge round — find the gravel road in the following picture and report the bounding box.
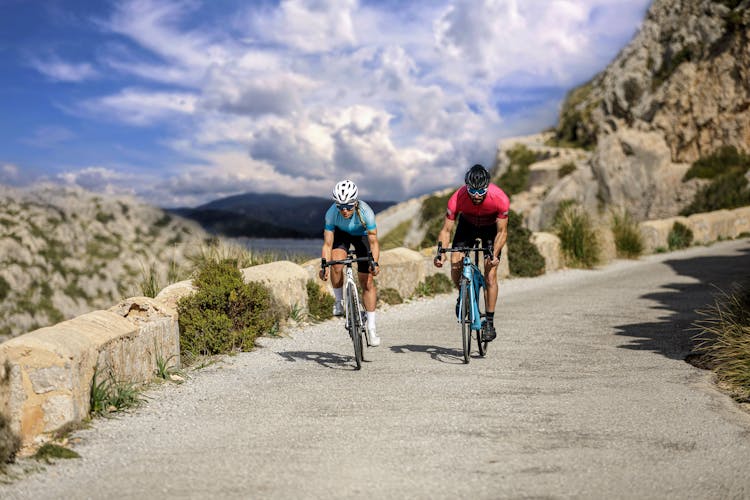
[2,239,750,499]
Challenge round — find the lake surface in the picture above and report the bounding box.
[232,237,321,260]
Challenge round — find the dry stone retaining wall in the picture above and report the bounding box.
[1,206,748,447]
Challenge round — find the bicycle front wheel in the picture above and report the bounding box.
[477,302,488,358]
[460,280,471,364]
[348,286,363,370]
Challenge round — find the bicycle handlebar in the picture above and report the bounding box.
[436,241,494,257]
[321,251,374,269]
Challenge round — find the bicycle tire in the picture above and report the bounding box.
[348,285,363,370]
[477,301,488,358]
[460,280,471,364]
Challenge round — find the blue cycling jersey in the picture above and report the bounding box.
[324,201,377,236]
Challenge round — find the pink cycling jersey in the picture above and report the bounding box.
[446,184,510,226]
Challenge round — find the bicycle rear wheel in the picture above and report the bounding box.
[348,286,363,370]
[460,280,471,364]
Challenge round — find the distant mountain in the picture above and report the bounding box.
[169,193,397,238]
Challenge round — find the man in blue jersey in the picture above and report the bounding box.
[319,180,381,346]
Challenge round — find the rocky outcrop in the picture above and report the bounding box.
[561,0,749,163]
[504,0,748,231]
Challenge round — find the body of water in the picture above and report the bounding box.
[232,237,321,260]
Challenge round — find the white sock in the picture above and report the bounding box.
[333,287,343,303]
[366,311,376,331]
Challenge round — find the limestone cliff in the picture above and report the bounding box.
[513,0,750,230]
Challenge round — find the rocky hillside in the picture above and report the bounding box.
[514,0,750,230]
[381,0,749,241]
[0,184,210,342]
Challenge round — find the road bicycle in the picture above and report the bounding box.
[321,250,374,370]
[436,240,494,364]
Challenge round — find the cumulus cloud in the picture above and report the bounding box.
[250,0,358,53]
[31,0,651,204]
[57,167,139,196]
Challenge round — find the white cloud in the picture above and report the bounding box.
[1,163,20,181]
[80,88,197,126]
[250,0,359,53]
[21,126,76,148]
[57,166,138,196]
[36,0,651,204]
[30,58,98,82]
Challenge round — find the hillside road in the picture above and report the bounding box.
[3,239,750,499]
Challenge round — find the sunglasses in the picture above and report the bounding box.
[337,203,355,210]
[467,187,487,196]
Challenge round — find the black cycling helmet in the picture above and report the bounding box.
[464,164,490,190]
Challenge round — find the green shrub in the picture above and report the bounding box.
[0,276,9,301]
[379,287,403,305]
[307,280,334,321]
[178,260,279,357]
[693,283,750,395]
[498,144,541,195]
[33,443,80,461]
[554,203,600,268]
[667,222,694,250]
[95,211,115,224]
[547,80,598,149]
[507,210,545,277]
[381,219,411,250]
[558,162,577,179]
[417,191,455,249]
[0,411,21,465]
[680,170,750,216]
[682,146,750,181]
[680,146,750,216]
[414,273,454,297]
[611,210,643,258]
[419,216,447,249]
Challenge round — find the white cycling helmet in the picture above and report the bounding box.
[332,179,358,204]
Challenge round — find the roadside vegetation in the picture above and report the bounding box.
[307,280,334,321]
[553,202,601,268]
[497,144,552,195]
[546,80,598,149]
[692,281,750,402]
[413,273,454,297]
[178,259,281,359]
[681,146,750,216]
[611,209,644,258]
[380,220,410,250]
[418,191,454,248]
[507,210,545,277]
[0,411,21,470]
[668,222,694,250]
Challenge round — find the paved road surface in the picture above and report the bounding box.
[3,239,750,499]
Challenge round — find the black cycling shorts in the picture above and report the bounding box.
[452,215,498,252]
[332,228,372,273]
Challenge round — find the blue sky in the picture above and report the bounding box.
[0,0,651,206]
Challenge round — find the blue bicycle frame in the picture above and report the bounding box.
[459,256,486,331]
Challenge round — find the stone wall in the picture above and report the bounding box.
[1,206,748,447]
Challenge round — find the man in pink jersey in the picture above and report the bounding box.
[433,164,509,341]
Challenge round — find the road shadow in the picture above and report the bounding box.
[389,344,472,364]
[277,350,362,370]
[613,244,750,360]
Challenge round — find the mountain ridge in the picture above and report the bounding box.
[169,192,397,239]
